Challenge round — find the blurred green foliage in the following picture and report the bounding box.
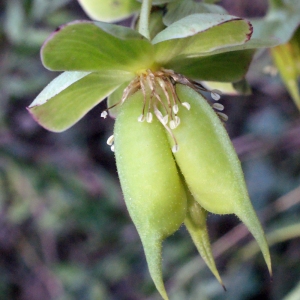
[0,0,300,299]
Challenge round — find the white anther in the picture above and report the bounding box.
[154,108,163,120]
[213,103,224,111]
[211,89,222,101]
[182,102,191,110]
[138,114,145,122]
[172,144,179,153]
[217,112,228,121]
[101,111,108,118]
[146,112,153,123]
[107,135,114,146]
[110,145,115,152]
[170,120,176,129]
[170,116,180,129]
[162,115,169,125]
[172,105,179,114]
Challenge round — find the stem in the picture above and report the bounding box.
[138,0,152,40]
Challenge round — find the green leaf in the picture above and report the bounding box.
[251,0,300,44]
[42,21,154,72]
[271,43,300,110]
[28,71,131,132]
[77,0,140,22]
[163,0,227,26]
[168,49,255,82]
[153,14,252,64]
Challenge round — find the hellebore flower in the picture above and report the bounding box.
[28,14,273,299]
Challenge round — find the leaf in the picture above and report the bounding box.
[271,42,300,110]
[77,0,140,22]
[251,0,300,44]
[42,21,154,72]
[28,71,132,132]
[163,0,227,26]
[169,49,255,82]
[153,14,252,64]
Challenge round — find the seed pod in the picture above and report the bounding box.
[184,185,224,289]
[114,90,187,300]
[171,84,271,274]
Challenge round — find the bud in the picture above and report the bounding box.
[114,90,187,300]
[171,84,272,274]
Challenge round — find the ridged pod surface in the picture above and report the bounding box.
[171,84,271,274]
[114,90,187,300]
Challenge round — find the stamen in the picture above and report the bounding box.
[170,120,176,129]
[107,135,114,146]
[217,112,228,121]
[101,111,108,119]
[211,89,222,101]
[172,104,179,114]
[138,114,145,122]
[182,102,191,110]
[170,116,180,129]
[213,103,224,111]
[172,144,179,153]
[146,112,153,123]
[162,115,169,125]
[111,145,115,152]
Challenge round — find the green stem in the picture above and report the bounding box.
[138,0,152,40]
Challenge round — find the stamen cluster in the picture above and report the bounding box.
[102,69,225,153]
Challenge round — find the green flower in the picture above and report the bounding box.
[28,14,273,299]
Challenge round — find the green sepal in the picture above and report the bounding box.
[77,0,140,22]
[107,81,130,118]
[202,79,252,96]
[170,84,271,274]
[184,189,224,289]
[28,71,130,132]
[169,49,254,82]
[114,90,187,300]
[41,21,154,72]
[163,0,227,26]
[153,14,252,64]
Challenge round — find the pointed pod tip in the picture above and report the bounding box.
[222,284,227,292]
[141,236,170,300]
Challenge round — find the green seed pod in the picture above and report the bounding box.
[184,186,224,289]
[114,90,187,300]
[171,84,271,274]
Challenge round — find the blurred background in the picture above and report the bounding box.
[0,0,300,299]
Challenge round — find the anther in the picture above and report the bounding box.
[175,116,180,126]
[107,135,114,146]
[213,103,224,111]
[146,112,153,123]
[182,102,191,110]
[217,112,228,121]
[162,115,169,125]
[170,120,176,129]
[172,104,179,114]
[211,89,222,101]
[138,114,145,122]
[111,145,115,152]
[172,144,179,153]
[101,111,108,118]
